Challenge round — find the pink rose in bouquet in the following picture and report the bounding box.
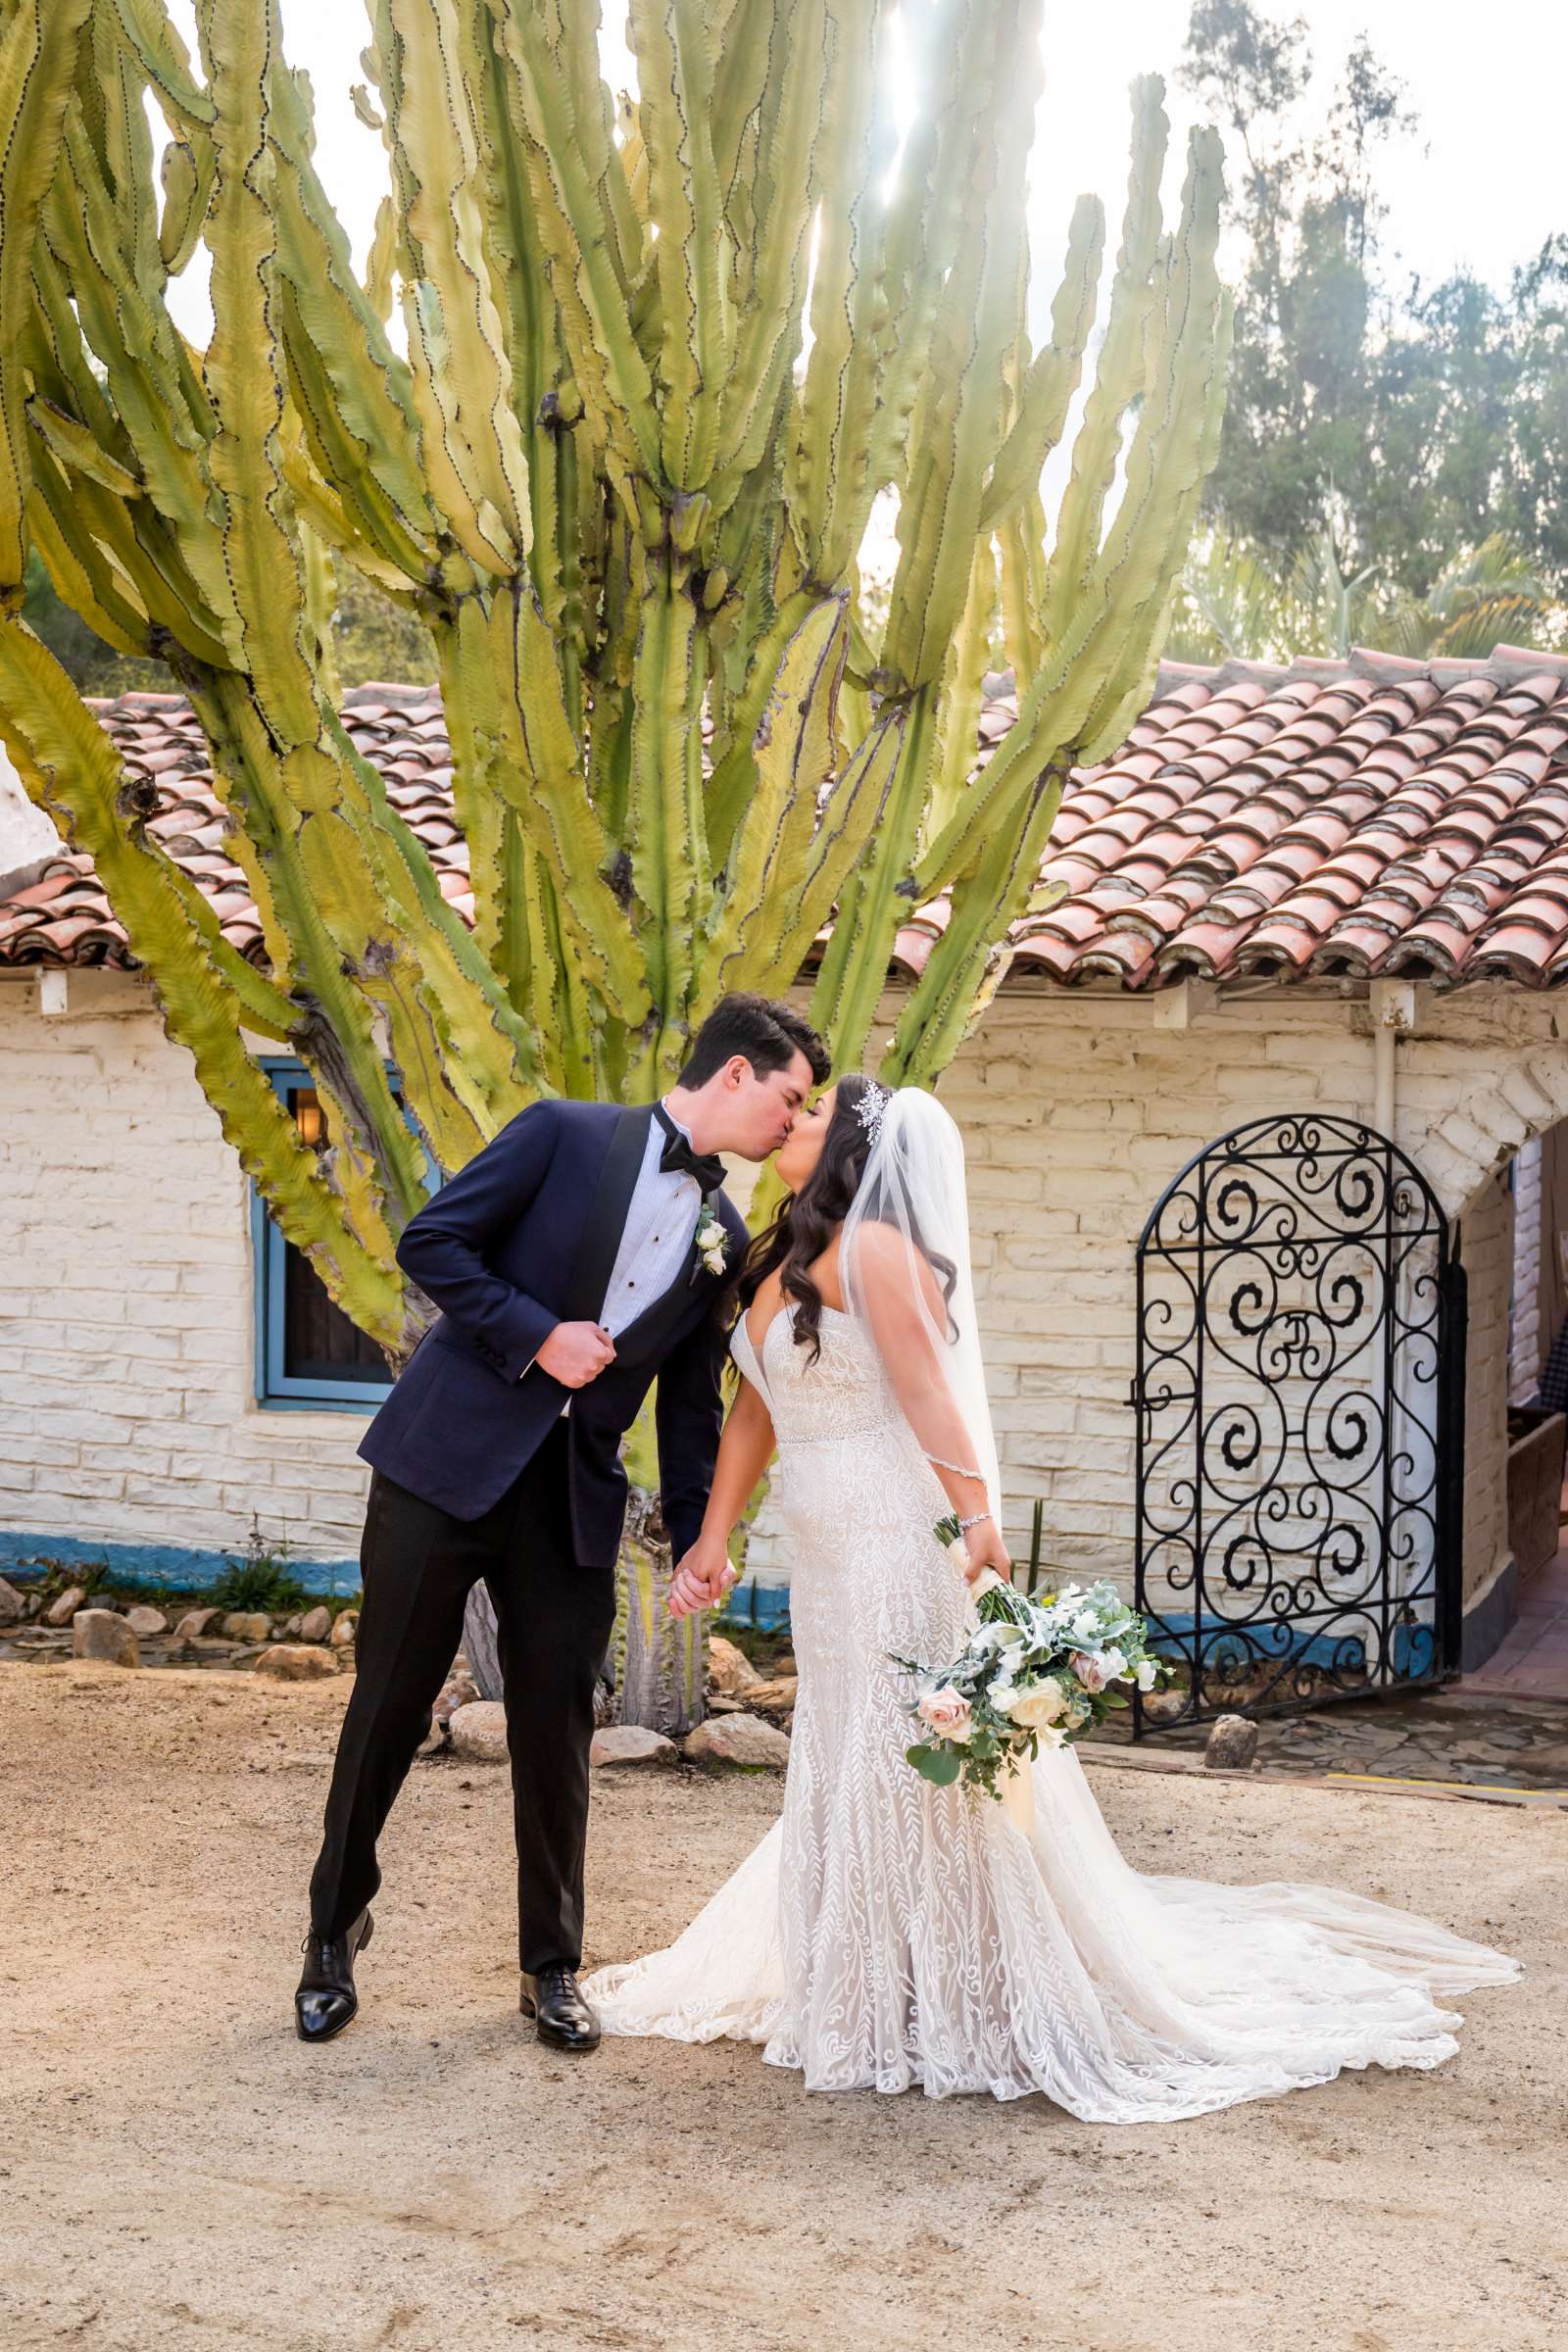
[916,1687,974,1744]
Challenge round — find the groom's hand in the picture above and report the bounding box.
[536,1321,616,1388]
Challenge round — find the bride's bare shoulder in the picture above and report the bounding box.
[848,1221,943,1316]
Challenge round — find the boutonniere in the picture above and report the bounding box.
[693,1200,730,1280]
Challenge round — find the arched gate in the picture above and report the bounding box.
[1131,1115,1467,1737]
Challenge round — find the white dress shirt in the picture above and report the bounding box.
[555,1099,706,1416]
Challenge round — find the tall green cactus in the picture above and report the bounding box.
[0,0,1229,1354]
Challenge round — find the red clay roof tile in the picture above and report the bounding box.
[6,651,1568,993]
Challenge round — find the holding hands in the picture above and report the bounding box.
[669,1532,737,1619]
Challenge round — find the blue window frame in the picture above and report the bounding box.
[252,1059,409,1411]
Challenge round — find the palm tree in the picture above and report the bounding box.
[1170,518,1558,663]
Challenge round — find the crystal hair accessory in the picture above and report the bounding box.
[856,1081,892,1149]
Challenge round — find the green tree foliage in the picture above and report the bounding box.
[1180,0,1568,615]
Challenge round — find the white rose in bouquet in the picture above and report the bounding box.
[1135,1657,1159,1691]
[998,1678,1066,1730]
[1102,1646,1128,1683]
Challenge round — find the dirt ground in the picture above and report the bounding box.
[2,1660,1560,2352]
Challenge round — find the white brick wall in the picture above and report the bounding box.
[744,983,1567,1625]
[0,969,369,1569]
[3,967,1565,1617]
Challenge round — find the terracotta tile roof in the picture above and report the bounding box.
[3,647,1568,991]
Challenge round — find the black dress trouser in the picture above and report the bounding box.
[308,1418,616,1975]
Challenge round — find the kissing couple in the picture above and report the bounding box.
[296,993,1518,2116]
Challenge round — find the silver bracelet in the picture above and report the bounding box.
[956,1509,993,1533]
[927,1451,986,1481]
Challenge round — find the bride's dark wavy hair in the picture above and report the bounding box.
[731,1073,957,1367]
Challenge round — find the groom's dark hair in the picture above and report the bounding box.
[679,993,829,1090]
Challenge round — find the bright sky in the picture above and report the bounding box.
[161,0,1565,352]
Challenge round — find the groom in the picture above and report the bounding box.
[296,993,829,2052]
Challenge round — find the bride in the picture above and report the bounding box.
[583,1077,1522,2119]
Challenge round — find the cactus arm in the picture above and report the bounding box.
[0,614,405,1342]
[710,0,831,495]
[978,194,1102,534]
[485,6,662,483]
[0,0,94,603]
[470,22,570,631]
[879,0,1037,694]
[24,447,152,656]
[698,592,846,1000]
[807,685,937,1069]
[196,0,319,750]
[1040,74,1167,647]
[108,0,216,132]
[783,0,897,581]
[375,0,531,572]
[701,580,818,870]
[626,562,706,1078]
[627,0,727,488]
[924,535,998,848]
[178,663,434,1221]
[267,58,442,578]
[482,585,648,1010]
[325,711,543,1104]
[883,759,1067,1089]
[753,694,906,1005]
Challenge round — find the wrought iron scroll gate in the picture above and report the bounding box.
[1130,1115,1466,1737]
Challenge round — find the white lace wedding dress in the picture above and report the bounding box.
[583,1300,1522,2120]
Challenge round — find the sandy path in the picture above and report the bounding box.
[2,1659,1559,2352]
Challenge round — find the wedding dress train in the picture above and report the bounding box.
[583,1301,1521,2121]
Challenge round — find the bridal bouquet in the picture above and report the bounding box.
[893,1553,1173,1802]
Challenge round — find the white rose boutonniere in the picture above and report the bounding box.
[694,1200,729,1279]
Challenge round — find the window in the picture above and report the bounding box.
[252,1060,398,1410]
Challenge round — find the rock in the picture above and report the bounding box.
[682,1711,791,1770]
[71,1609,140,1667]
[706,1634,764,1697]
[45,1585,86,1627]
[0,1576,24,1625]
[432,1671,478,1729]
[220,1611,272,1644]
[282,1613,304,1637]
[329,1609,360,1648]
[124,1604,168,1638]
[1204,1712,1259,1770]
[172,1606,220,1642]
[297,1605,333,1644]
[252,1643,339,1682]
[448,1700,510,1763]
[747,1675,799,1716]
[1140,1686,1188,1724]
[590,1724,678,1768]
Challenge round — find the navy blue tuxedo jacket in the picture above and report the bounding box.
[358,1099,751,1567]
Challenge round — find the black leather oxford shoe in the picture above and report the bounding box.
[519,1965,601,2053]
[294,1907,374,2043]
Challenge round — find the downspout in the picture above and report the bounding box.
[1370,980,1418,1142]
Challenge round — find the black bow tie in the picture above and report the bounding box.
[654,1104,725,1193]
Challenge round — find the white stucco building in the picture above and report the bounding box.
[4,648,1567,1681]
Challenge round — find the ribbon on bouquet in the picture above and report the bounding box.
[966,1569,1038,1839]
